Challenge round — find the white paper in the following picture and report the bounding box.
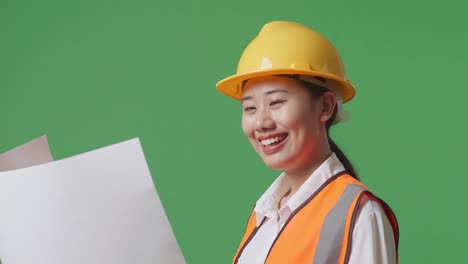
[0,138,185,264]
[0,136,53,172]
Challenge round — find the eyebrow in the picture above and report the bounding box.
[241,96,253,102]
[241,89,288,101]
[266,89,288,95]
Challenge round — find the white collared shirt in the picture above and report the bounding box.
[237,153,396,264]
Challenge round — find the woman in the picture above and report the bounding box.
[216,21,399,264]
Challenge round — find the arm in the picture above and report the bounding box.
[348,200,397,264]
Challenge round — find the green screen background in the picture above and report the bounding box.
[2,0,467,263]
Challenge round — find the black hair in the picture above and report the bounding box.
[295,77,359,180]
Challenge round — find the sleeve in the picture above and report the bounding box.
[348,200,397,264]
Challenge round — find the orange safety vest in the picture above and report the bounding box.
[233,172,399,264]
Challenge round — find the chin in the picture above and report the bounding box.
[261,156,291,171]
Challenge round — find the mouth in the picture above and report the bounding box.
[257,133,289,154]
[259,134,288,146]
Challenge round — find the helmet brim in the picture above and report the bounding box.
[216,68,356,103]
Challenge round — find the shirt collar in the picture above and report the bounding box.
[254,153,345,226]
[254,173,289,225]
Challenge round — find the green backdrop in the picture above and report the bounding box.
[2,0,467,263]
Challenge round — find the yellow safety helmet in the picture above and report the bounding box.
[216,21,356,103]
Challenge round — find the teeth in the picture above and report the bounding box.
[260,135,287,146]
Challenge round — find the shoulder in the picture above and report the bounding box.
[359,199,387,218]
[354,197,396,241]
[348,199,397,264]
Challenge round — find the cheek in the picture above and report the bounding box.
[241,116,254,137]
[275,106,319,136]
[274,107,303,129]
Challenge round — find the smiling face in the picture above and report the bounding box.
[241,76,335,173]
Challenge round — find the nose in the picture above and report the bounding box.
[255,107,275,132]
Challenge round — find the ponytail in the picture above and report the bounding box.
[328,137,359,180]
[325,105,359,180]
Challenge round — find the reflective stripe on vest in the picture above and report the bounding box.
[314,184,364,263]
[233,173,399,264]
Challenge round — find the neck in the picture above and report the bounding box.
[283,147,332,195]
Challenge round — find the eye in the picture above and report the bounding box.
[243,106,256,113]
[270,100,286,107]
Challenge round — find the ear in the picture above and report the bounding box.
[319,92,337,123]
